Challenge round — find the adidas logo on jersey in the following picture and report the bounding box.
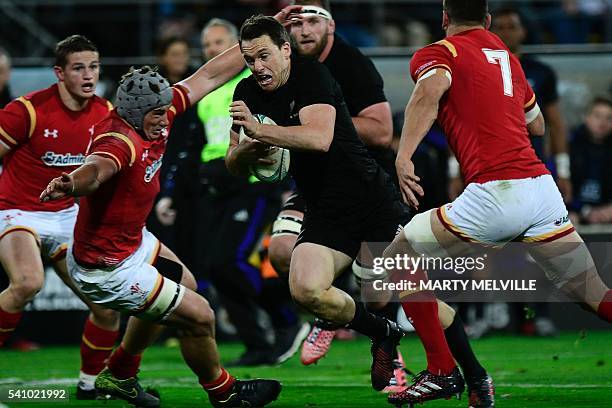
[144,154,163,182]
[41,151,85,166]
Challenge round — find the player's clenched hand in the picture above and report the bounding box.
[40,173,74,202]
[235,138,277,166]
[273,5,303,27]
[230,101,259,138]
[396,158,424,210]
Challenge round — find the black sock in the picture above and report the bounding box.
[313,318,343,331]
[444,314,487,381]
[347,302,389,341]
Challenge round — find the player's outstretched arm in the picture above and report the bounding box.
[396,69,450,209]
[40,155,119,202]
[178,44,244,106]
[230,100,335,152]
[178,8,300,107]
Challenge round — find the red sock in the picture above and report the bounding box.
[597,290,612,323]
[397,269,456,375]
[80,318,119,375]
[0,307,22,346]
[200,368,236,401]
[108,345,142,379]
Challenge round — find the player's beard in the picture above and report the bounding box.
[302,28,330,58]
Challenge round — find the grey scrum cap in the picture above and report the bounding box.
[116,66,173,130]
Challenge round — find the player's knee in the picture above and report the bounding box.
[269,235,295,275]
[290,281,324,311]
[90,307,120,328]
[186,298,215,337]
[10,272,44,305]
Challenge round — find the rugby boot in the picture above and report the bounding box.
[209,379,282,407]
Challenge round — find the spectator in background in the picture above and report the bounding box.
[156,36,191,84]
[544,0,610,43]
[0,47,13,107]
[570,97,612,224]
[492,6,573,204]
[151,36,203,267]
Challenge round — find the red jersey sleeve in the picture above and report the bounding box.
[410,41,456,83]
[89,133,137,171]
[521,73,537,112]
[170,86,190,117]
[517,67,540,123]
[0,97,36,149]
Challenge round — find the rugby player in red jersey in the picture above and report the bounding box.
[0,35,120,399]
[385,0,612,406]
[40,49,282,407]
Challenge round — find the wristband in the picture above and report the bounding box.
[447,155,460,178]
[555,153,570,179]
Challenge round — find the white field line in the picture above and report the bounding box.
[1,378,611,389]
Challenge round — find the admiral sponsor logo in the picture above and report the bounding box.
[144,154,163,182]
[41,151,85,166]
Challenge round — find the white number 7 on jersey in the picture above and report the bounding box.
[482,48,513,97]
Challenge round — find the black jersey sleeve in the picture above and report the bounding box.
[293,59,337,111]
[539,63,559,106]
[335,49,386,115]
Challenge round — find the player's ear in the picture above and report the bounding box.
[519,24,527,43]
[484,14,492,30]
[328,19,336,35]
[281,42,291,59]
[442,10,450,31]
[53,65,65,82]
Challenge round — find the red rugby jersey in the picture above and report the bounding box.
[72,86,189,267]
[0,84,112,211]
[410,28,548,185]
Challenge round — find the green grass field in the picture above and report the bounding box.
[1,330,610,407]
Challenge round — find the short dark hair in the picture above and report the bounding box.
[444,0,488,25]
[590,96,612,111]
[155,36,189,57]
[491,4,523,24]
[240,15,291,49]
[292,0,331,12]
[54,35,98,68]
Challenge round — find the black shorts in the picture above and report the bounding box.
[296,193,411,259]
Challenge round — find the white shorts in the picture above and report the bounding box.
[68,228,186,321]
[0,205,78,261]
[437,175,574,245]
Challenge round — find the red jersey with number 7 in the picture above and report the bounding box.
[409,28,548,185]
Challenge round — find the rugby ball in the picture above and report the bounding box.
[239,114,290,182]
